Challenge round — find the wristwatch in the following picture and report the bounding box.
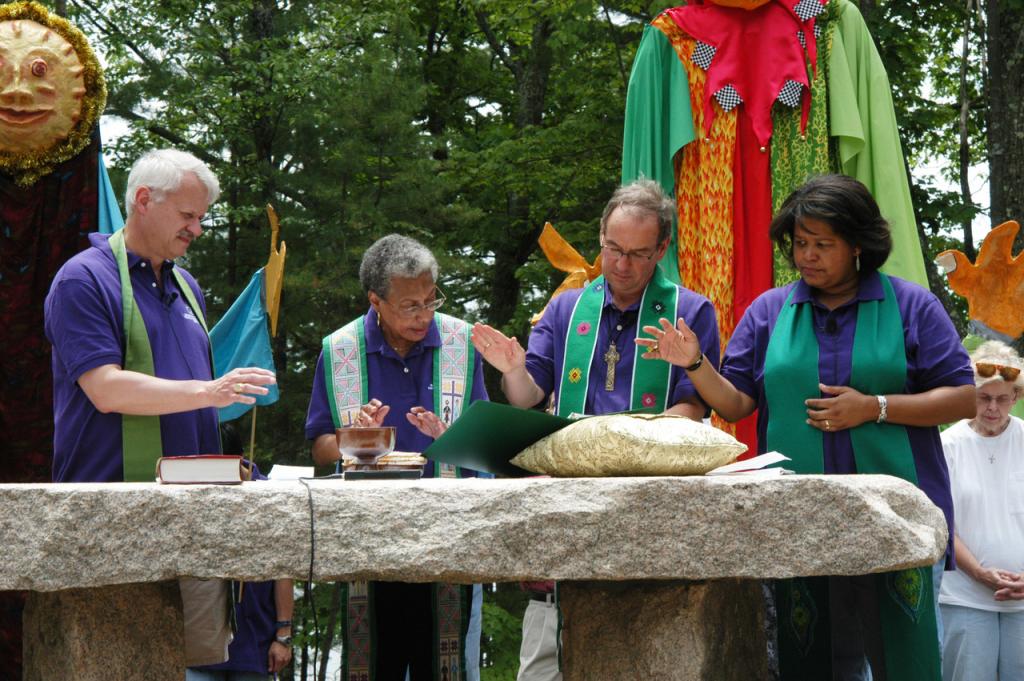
[274,619,292,647]
[684,353,704,372]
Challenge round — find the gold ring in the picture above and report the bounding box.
[652,342,660,353]
[825,419,831,431]
[233,383,244,394]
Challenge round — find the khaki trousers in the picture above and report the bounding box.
[517,598,562,681]
[180,578,232,667]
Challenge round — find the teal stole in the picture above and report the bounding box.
[323,312,474,681]
[109,230,211,482]
[764,274,940,680]
[557,268,678,416]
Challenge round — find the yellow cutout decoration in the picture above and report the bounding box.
[530,222,602,325]
[937,220,1024,339]
[264,204,286,338]
[0,1,106,186]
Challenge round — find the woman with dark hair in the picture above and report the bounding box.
[638,175,976,680]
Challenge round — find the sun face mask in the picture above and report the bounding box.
[0,19,85,155]
[0,2,105,186]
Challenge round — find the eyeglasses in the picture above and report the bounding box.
[384,287,446,318]
[976,393,1017,407]
[975,362,1021,382]
[600,241,659,264]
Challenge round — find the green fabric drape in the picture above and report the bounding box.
[828,0,927,287]
[557,270,678,416]
[621,24,695,285]
[109,230,210,482]
[764,274,940,679]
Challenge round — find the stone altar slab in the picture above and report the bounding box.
[0,475,947,591]
[1,475,947,680]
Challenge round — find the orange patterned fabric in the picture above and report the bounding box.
[652,14,739,434]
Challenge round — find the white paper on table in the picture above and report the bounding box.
[705,451,791,476]
[267,464,315,480]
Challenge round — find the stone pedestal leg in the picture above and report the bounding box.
[559,579,768,681]
[23,581,185,681]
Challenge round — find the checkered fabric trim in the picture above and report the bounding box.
[714,84,743,112]
[796,22,823,49]
[778,79,804,108]
[692,41,716,70]
[794,0,826,20]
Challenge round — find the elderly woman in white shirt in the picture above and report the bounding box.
[939,340,1024,681]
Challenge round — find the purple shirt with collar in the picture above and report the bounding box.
[525,279,720,415]
[721,272,973,557]
[45,233,220,483]
[305,307,489,476]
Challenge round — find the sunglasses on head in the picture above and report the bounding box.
[975,362,1021,381]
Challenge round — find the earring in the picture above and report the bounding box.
[856,254,861,272]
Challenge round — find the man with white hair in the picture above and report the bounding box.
[45,148,275,483]
[44,149,278,668]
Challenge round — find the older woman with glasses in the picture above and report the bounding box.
[304,233,488,681]
[638,175,976,680]
[938,341,1024,681]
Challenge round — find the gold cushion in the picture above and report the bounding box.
[511,414,746,477]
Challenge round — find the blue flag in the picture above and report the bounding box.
[210,268,280,421]
[97,153,125,233]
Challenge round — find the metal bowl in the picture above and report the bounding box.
[336,426,396,467]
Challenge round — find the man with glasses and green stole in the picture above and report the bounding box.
[471,179,721,681]
[305,234,488,681]
[44,149,277,668]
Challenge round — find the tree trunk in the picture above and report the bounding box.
[482,17,555,331]
[986,0,1024,229]
[958,0,977,261]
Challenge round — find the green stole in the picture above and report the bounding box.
[764,274,940,680]
[557,268,679,416]
[108,230,211,482]
[323,311,474,681]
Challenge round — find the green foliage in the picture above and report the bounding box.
[861,0,987,250]
[48,0,1011,468]
[481,585,528,680]
[64,0,653,448]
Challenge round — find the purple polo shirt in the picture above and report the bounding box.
[305,308,489,476]
[45,233,220,483]
[525,280,720,415]
[721,272,973,557]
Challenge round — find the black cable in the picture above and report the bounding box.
[298,476,320,676]
[296,473,347,676]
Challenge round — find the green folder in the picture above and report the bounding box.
[424,401,574,477]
